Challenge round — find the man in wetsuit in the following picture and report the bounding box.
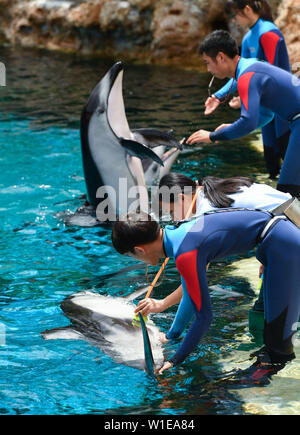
[207,1,291,179]
[186,30,300,198]
[111,210,300,383]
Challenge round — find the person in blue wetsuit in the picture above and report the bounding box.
[187,30,300,198]
[111,210,300,383]
[134,173,291,327]
[205,0,291,179]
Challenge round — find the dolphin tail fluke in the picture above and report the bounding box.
[138,312,157,381]
[120,138,164,166]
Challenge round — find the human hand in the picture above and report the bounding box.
[134,298,164,316]
[229,96,241,109]
[204,96,220,115]
[158,361,173,375]
[186,129,212,144]
[159,332,169,344]
[214,123,232,132]
[259,264,264,278]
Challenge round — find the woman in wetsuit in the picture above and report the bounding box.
[158,172,291,221]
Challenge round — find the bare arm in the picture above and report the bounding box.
[134,285,183,316]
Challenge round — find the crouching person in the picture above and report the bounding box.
[111,209,300,385]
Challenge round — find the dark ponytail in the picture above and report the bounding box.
[226,0,274,22]
[159,172,254,208]
[199,176,254,208]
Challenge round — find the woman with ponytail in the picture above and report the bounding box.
[205,0,291,180]
[158,172,291,221]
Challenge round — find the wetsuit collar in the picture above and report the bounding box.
[163,227,174,258]
[235,56,242,80]
[249,17,260,30]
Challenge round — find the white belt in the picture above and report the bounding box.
[258,216,287,242]
[290,113,300,123]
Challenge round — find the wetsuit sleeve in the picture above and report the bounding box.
[214,79,238,101]
[169,252,213,366]
[210,72,268,142]
[166,279,195,340]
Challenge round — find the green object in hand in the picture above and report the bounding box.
[132,313,148,328]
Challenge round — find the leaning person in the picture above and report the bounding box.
[135,173,291,322]
[111,210,300,383]
[205,0,291,179]
[187,30,300,198]
[158,172,291,221]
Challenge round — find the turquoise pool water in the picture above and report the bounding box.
[0,47,299,415]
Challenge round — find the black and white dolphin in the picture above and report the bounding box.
[80,62,182,221]
[42,291,164,375]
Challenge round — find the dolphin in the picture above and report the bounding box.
[41,291,164,375]
[80,61,182,221]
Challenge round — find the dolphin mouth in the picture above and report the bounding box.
[107,61,123,98]
[106,62,133,141]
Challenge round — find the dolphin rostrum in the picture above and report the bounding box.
[80,61,182,221]
[41,291,164,375]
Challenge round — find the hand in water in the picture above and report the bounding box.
[159,332,169,344]
[158,361,173,375]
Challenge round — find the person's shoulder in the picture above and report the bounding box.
[258,19,278,35]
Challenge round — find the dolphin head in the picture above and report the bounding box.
[42,291,164,373]
[80,62,146,215]
[80,62,181,222]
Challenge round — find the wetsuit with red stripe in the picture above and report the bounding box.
[215,19,291,179]
[163,209,300,366]
[211,57,300,197]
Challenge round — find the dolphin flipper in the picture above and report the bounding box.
[41,326,84,341]
[132,128,182,150]
[120,138,164,167]
[138,313,158,380]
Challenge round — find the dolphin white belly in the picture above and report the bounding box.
[42,291,164,373]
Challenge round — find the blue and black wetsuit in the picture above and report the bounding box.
[214,18,291,178]
[163,209,300,366]
[211,58,300,197]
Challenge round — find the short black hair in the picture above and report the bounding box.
[111,211,160,255]
[199,30,239,59]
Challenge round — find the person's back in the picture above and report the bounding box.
[210,58,300,143]
[164,209,271,263]
[196,182,291,214]
[241,18,290,71]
